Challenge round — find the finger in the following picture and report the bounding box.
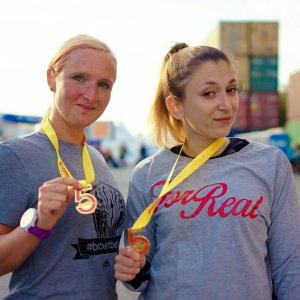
[114,270,137,282]
[44,177,83,190]
[140,254,147,269]
[119,246,141,262]
[115,254,141,269]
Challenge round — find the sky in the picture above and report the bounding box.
[0,0,300,135]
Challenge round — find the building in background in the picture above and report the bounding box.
[286,71,300,148]
[0,114,155,166]
[203,21,279,134]
[0,114,41,141]
[85,120,148,166]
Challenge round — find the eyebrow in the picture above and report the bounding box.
[199,78,237,87]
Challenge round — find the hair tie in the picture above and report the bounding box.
[169,43,189,55]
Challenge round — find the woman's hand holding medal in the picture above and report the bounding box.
[114,246,146,282]
[36,177,83,231]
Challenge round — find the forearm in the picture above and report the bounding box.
[0,226,40,275]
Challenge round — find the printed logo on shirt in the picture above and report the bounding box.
[72,183,125,259]
[152,181,263,219]
[103,259,110,268]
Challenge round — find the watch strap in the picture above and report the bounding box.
[27,225,55,239]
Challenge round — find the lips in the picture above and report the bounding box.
[77,104,95,111]
[214,117,231,124]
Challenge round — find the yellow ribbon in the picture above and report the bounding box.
[42,118,95,189]
[131,137,225,231]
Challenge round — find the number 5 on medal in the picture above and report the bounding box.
[128,227,150,255]
[75,184,97,214]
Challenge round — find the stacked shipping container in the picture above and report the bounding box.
[203,21,279,131]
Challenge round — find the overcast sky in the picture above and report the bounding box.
[1,0,299,135]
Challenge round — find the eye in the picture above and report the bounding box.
[98,82,110,89]
[202,91,215,97]
[72,75,83,82]
[227,88,238,94]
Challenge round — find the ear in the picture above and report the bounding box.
[47,68,56,91]
[165,96,184,120]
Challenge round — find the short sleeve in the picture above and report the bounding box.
[0,144,34,227]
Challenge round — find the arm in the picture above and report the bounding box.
[115,166,157,291]
[268,155,300,299]
[0,176,82,275]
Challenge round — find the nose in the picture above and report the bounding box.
[218,92,233,111]
[84,84,97,102]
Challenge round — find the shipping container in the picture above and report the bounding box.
[203,21,278,57]
[248,92,279,130]
[287,71,300,121]
[249,22,278,56]
[232,92,249,130]
[235,55,250,92]
[220,22,249,55]
[249,56,278,92]
[203,22,249,56]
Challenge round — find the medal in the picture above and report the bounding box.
[128,227,150,255]
[128,138,226,254]
[75,184,97,214]
[43,118,96,215]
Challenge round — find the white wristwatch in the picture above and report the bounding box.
[20,208,55,239]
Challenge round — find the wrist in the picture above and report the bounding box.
[20,208,55,239]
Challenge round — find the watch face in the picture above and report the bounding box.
[20,208,36,228]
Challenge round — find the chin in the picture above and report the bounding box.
[214,128,231,139]
[74,116,98,128]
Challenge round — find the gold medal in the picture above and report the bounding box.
[128,227,150,255]
[75,184,97,214]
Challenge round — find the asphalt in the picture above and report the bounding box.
[1,166,300,299]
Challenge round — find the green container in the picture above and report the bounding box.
[286,120,300,147]
[249,56,278,92]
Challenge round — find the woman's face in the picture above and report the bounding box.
[177,59,239,143]
[50,48,116,130]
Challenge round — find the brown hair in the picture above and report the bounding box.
[146,43,236,148]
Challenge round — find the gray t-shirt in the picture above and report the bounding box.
[125,140,300,299]
[0,132,125,299]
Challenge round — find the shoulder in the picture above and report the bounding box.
[1,134,31,154]
[239,141,292,172]
[249,141,288,158]
[1,132,47,149]
[131,147,174,181]
[0,132,48,159]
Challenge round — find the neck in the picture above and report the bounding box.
[183,137,229,158]
[38,118,85,146]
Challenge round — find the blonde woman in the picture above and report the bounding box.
[0,35,125,299]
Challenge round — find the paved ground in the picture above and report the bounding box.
[1,166,300,299]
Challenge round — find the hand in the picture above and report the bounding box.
[114,246,146,282]
[37,177,83,230]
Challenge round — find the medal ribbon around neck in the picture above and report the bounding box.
[128,137,225,254]
[43,118,97,214]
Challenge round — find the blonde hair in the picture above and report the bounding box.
[48,34,116,72]
[42,34,116,123]
[146,43,236,148]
